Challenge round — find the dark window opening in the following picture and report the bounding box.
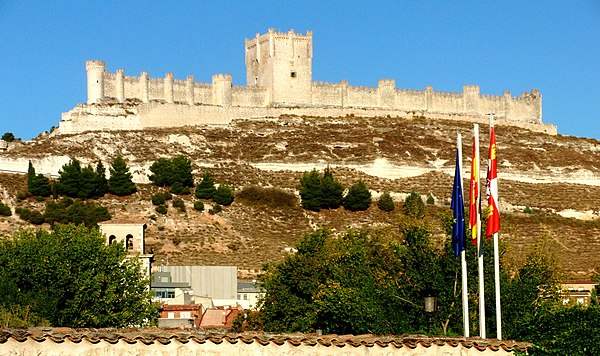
[126,234,134,250]
[291,72,297,78]
[108,235,116,245]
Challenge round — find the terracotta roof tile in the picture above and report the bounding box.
[0,328,531,352]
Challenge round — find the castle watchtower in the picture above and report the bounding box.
[86,60,106,104]
[245,28,313,106]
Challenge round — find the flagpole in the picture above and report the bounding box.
[474,124,486,339]
[489,114,502,340]
[458,133,470,338]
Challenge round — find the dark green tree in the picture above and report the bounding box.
[27,161,51,198]
[44,198,111,227]
[342,181,371,211]
[56,159,82,198]
[108,156,137,196]
[27,161,35,191]
[95,161,109,196]
[0,224,156,327]
[298,169,322,211]
[320,167,344,209]
[195,171,217,199]
[148,158,172,187]
[148,155,193,193]
[403,191,425,218]
[78,165,99,198]
[213,184,234,206]
[0,202,11,216]
[1,132,15,142]
[377,191,395,212]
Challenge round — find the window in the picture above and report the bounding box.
[126,234,134,250]
[243,294,248,300]
[237,294,241,300]
[167,312,175,319]
[108,235,116,245]
[154,288,175,299]
[180,311,191,319]
[290,72,297,78]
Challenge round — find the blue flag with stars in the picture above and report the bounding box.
[451,148,466,257]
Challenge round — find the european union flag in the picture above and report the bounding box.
[451,148,466,257]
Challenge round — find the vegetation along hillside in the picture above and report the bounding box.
[0,116,599,278]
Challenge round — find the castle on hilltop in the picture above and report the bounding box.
[57,29,556,135]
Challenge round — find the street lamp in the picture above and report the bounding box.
[423,287,438,334]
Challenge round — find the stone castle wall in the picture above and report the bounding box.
[60,29,552,136]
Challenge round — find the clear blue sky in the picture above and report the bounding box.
[1,1,599,140]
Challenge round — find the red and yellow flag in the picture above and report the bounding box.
[469,127,480,246]
[486,125,500,236]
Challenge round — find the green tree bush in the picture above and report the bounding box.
[0,202,12,216]
[149,155,194,193]
[195,171,217,199]
[27,162,51,198]
[403,191,425,218]
[0,224,156,327]
[151,192,172,206]
[320,167,344,209]
[95,161,109,196]
[56,159,82,198]
[213,184,234,206]
[1,132,15,142]
[43,198,111,227]
[193,201,205,211]
[342,181,371,211]
[108,156,137,196]
[426,194,435,205]
[298,169,322,211]
[208,204,222,214]
[377,191,395,212]
[172,197,186,212]
[155,205,168,215]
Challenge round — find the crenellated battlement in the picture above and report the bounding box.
[59,29,553,136]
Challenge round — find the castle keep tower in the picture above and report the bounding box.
[245,28,313,106]
[86,60,106,104]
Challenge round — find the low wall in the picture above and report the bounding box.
[0,329,528,355]
[57,102,557,136]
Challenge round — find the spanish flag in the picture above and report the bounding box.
[486,123,500,236]
[469,125,480,246]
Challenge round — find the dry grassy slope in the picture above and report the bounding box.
[1,116,600,278]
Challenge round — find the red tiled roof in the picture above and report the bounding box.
[161,304,201,311]
[0,328,530,352]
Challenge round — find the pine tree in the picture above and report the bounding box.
[299,169,322,212]
[78,165,99,198]
[343,180,372,211]
[213,184,234,206]
[377,191,395,212]
[27,161,35,193]
[195,172,217,199]
[403,191,425,218]
[108,156,137,196]
[320,167,344,209]
[95,161,109,196]
[56,159,82,198]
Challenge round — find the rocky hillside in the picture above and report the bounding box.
[0,116,599,278]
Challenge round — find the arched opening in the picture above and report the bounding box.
[108,235,116,245]
[126,234,134,250]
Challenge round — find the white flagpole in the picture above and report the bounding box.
[474,124,486,339]
[458,133,470,338]
[490,114,502,340]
